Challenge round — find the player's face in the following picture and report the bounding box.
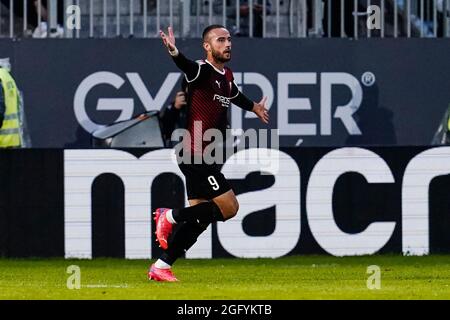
[206,29,232,63]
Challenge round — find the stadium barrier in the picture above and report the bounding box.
[1,0,449,38]
[0,146,449,258]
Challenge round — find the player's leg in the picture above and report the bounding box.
[150,184,239,281]
[149,199,209,282]
[153,164,231,250]
[210,189,239,221]
[154,190,238,255]
[159,198,210,256]
[153,199,223,251]
[156,199,209,262]
[156,191,238,268]
[166,188,238,225]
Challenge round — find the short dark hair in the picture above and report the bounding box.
[202,24,226,41]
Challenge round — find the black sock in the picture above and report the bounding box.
[160,221,209,266]
[171,201,224,225]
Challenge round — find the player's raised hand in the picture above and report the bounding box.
[160,27,177,53]
[252,96,269,124]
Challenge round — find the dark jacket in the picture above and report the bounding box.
[159,79,189,147]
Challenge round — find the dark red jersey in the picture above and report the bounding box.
[172,52,254,154]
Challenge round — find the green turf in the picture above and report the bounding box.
[0,255,449,299]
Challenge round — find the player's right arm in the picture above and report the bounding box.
[160,27,200,81]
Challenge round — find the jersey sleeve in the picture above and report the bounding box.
[171,52,202,83]
[230,80,254,111]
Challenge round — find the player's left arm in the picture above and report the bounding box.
[230,82,269,124]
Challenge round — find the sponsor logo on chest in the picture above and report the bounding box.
[213,94,231,108]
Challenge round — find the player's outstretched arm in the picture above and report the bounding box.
[160,27,199,81]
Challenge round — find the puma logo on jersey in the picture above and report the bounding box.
[215,80,221,88]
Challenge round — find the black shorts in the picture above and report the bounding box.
[178,162,232,200]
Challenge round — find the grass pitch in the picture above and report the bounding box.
[0,255,449,300]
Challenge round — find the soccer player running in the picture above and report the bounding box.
[148,25,269,282]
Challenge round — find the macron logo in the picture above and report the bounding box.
[215,80,221,89]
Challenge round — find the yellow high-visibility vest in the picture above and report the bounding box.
[0,68,21,147]
[448,111,450,132]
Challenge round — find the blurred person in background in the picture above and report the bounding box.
[0,58,24,148]
[159,79,189,147]
[0,0,64,37]
[30,0,65,38]
[214,0,272,37]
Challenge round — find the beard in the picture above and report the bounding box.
[212,48,231,63]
